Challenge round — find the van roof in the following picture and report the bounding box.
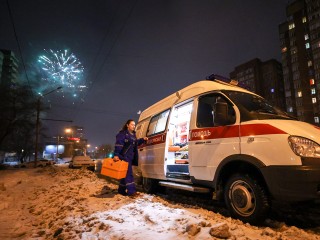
[139,80,253,121]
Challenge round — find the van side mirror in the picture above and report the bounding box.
[214,102,233,126]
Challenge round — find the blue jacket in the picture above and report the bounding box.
[114,130,145,166]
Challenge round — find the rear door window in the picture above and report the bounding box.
[147,109,170,136]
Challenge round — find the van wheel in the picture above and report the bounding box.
[142,177,158,193]
[224,174,270,224]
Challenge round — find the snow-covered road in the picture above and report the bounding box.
[0,165,319,240]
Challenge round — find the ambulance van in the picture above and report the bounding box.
[135,76,320,223]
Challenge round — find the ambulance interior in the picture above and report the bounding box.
[166,101,193,179]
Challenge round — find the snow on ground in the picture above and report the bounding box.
[0,165,319,240]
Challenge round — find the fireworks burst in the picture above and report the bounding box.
[37,49,86,101]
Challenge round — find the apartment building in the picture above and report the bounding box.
[279,0,320,124]
[230,58,285,110]
[0,49,19,87]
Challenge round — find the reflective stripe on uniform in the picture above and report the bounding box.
[126,182,135,186]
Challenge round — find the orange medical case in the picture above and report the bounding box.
[100,158,128,180]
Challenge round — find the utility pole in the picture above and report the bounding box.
[34,98,40,167]
[34,86,62,167]
[56,135,59,161]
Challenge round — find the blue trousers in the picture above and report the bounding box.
[118,161,136,195]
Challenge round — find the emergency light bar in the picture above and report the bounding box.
[205,73,252,91]
[206,73,239,86]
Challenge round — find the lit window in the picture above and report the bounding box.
[310,78,315,85]
[288,107,293,112]
[289,23,295,30]
[305,34,309,40]
[298,91,302,97]
[270,88,274,93]
[281,47,287,53]
[311,88,316,94]
[306,43,310,49]
[312,97,317,103]
[308,61,313,67]
[315,117,319,123]
[302,16,307,23]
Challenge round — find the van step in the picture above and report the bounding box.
[158,181,210,193]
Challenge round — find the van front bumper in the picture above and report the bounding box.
[261,165,320,202]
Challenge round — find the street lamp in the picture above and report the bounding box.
[65,128,71,134]
[65,128,74,138]
[34,86,62,167]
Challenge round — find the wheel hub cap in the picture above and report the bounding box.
[230,181,256,216]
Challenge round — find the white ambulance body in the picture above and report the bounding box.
[135,79,320,223]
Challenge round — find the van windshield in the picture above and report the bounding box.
[222,90,295,121]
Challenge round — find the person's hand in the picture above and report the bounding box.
[113,156,120,162]
[144,137,148,141]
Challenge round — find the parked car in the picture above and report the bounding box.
[2,158,19,167]
[20,160,47,168]
[69,156,95,171]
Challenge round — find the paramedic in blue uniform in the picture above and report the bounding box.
[113,119,148,197]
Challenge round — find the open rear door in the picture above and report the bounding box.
[165,101,193,180]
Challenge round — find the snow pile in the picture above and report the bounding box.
[0,165,319,240]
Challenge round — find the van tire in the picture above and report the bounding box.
[224,174,270,224]
[142,177,158,193]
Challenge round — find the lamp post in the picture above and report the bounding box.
[86,144,91,157]
[56,135,60,161]
[34,86,62,167]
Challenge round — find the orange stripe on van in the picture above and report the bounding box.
[240,124,287,136]
[142,124,287,146]
[145,133,167,146]
[190,126,239,141]
[189,124,287,141]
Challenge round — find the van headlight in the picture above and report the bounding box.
[288,136,320,158]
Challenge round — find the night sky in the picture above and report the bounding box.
[0,0,289,148]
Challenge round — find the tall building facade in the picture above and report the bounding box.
[66,125,85,140]
[230,58,285,110]
[0,49,19,87]
[279,0,320,125]
[65,126,87,156]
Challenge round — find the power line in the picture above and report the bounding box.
[84,0,121,89]
[74,0,121,120]
[51,103,134,117]
[41,118,73,122]
[81,0,139,103]
[68,0,139,125]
